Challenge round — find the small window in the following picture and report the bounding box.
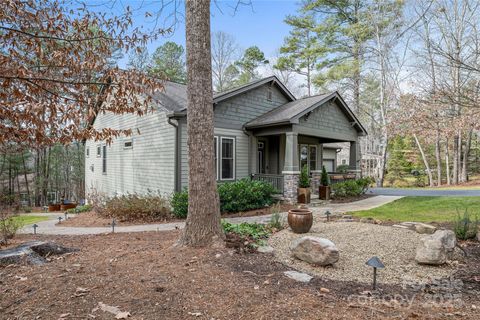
[86,147,90,158]
[220,137,235,180]
[342,159,347,165]
[124,140,133,149]
[267,87,273,101]
[97,145,101,157]
[102,145,107,174]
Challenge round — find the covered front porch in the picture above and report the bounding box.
[249,132,360,202]
[244,92,367,203]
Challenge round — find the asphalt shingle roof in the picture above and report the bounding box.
[245,93,333,127]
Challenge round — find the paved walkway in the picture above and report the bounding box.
[368,187,480,197]
[19,195,402,235]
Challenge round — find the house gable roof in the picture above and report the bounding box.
[245,91,367,135]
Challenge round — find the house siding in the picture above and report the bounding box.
[214,85,290,130]
[296,101,358,141]
[85,109,175,198]
[179,123,249,189]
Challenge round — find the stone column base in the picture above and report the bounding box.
[283,171,300,204]
[311,170,322,195]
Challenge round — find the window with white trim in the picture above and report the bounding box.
[220,137,235,180]
[214,136,218,180]
[102,145,107,174]
[96,145,101,157]
[86,147,89,158]
[124,140,133,149]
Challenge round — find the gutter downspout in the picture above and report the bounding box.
[242,125,253,175]
[167,117,180,192]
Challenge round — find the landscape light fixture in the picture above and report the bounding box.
[33,224,38,235]
[58,216,63,223]
[365,256,384,290]
[110,218,116,233]
[325,210,332,222]
[64,212,68,220]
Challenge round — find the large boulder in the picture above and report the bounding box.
[415,223,437,234]
[290,236,339,266]
[415,230,456,265]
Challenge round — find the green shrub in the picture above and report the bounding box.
[171,178,276,217]
[218,178,276,213]
[0,213,23,245]
[22,206,32,213]
[320,165,330,186]
[454,209,479,240]
[99,192,172,222]
[221,220,270,240]
[336,164,349,173]
[171,189,189,218]
[299,164,310,188]
[331,177,373,198]
[67,204,92,214]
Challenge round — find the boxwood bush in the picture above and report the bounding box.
[171,178,276,218]
[331,177,373,198]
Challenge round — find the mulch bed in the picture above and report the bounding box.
[1,232,479,319]
[59,204,295,228]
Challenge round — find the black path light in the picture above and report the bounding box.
[57,216,63,223]
[33,224,38,235]
[325,210,332,222]
[366,256,385,290]
[110,218,117,233]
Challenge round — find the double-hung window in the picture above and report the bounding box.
[220,137,235,180]
[102,145,107,174]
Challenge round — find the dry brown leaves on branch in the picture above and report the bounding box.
[0,0,167,147]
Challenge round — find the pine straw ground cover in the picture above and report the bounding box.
[1,231,479,320]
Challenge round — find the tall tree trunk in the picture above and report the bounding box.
[461,128,473,183]
[414,134,434,187]
[21,153,31,206]
[445,138,451,185]
[435,130,442,186]
[179,0,224,247]
[452,134,459,184]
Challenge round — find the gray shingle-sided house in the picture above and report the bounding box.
[85,76,367,203]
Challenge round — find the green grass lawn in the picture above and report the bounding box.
[8,215,50,226]
[350,196,480,223]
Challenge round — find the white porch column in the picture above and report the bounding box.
[282,132,300,204]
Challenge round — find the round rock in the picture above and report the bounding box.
[290,236,339,266]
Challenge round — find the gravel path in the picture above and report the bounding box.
[19,196,402,235]
[269,221,459,285]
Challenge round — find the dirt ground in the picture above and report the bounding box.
[60,204,295,228]
[1,232,479,320]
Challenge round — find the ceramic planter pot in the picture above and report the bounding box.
[288,208,313,233]
[297,187,311,204]
[319,186,331,200]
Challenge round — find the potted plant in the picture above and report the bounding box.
[319,165,330,200]
[297,164,311,204]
